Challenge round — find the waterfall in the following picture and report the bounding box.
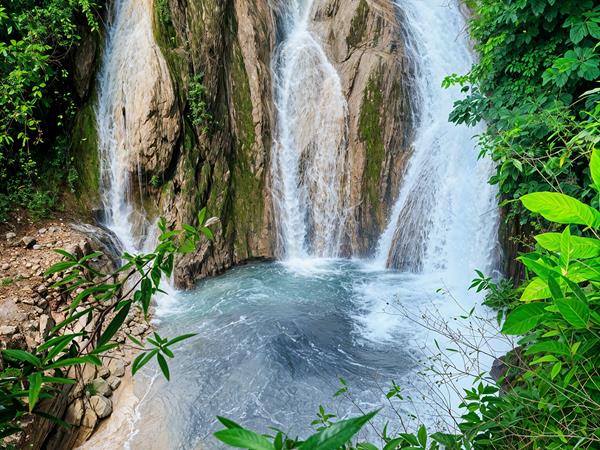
[375,0,498,278]
[271,0,351,259]
[96,0,163,254]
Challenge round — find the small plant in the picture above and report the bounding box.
[150,175,161,189]
[188,73,212,135]
[155,0,172,29]
[1,277,13,286]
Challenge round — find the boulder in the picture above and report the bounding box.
[107,376,121,390]
[90,378,112,397]
[0,325,17,336]
[20,237,36,249]
[108,359,126,377]
[90,395,112,419]
[39,314,55,338]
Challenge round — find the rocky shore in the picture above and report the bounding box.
[0,220,152,449]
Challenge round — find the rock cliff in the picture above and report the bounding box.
[71,0,415,287]
[311,0,415,255]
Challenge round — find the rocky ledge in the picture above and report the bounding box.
[0,221,152,449]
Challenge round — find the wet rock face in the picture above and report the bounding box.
[310,0,415,255]
[153,0,278,288]
[73,0,413,286]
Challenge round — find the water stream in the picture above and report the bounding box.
[87,0,500,449]
[270,0,351,259]
[96,0,165,254]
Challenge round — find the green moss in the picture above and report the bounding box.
[151,0,186,105]
[229,42,262,258]
[358,69,385,224]
[70,102,100,211]
[347,0,369,48]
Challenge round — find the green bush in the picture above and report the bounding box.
[445,0,600,226]
[188,73,212,135]
[0,1,99,221]
[0,210,215,442]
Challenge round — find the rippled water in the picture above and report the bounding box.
[124,260,486,449]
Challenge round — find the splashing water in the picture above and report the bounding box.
[271,0,351,259]
[96,0,165,254]
[375,0,499,283]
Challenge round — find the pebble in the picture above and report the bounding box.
[5,232,16,240]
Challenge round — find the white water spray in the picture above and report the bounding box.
[271,0,351,259]
[375,0,498,282]
[96,0,164,254]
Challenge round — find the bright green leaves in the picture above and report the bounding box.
[563,7,600,44]
[214,428,275,450]
[520,192,600,228]
[130,332,196,380]
[543,47,600,87]
[299,410,378,450]
[535,232,600,259]
[214,410,378,450]
[502,303,548,334]
[555,297,590,328]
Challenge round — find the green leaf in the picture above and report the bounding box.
[555,298,589,329]
[197,207,207,226]
[521,277,551,301]
[217,416,243,430]
[502,303,548,335]
[417,425,427,447]
[45,356,100,370]
[535,232,600,259]
[157,353,170,381]
[591,149,600,192]
[132,349,157,376]
[520,192,600,228]
[298,410,379,450]
[98,301,131,347]
[27,372,42,412]
[2,349,42,367]
[166,333,197,347]
[214,428,275,450]
[550,362,562,380]
[44,260,78,277]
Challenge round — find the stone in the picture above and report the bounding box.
[108,359,126,377]
[36,285,47,296]
[0,325,17,335]
[65,244,83,260]
[90,395,112,419]
[64,398,84,426]
[1,263,8,270]
[37,228,47,235]
[107,376,121,390]
[90,378,112,397]
[32,245,42,250]
[39,314,54,338]
[5,232,16,240]
[98,367,110,379]
[20,236,36,249]
[79,239,93,256]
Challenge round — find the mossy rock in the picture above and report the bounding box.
[68,102,100,213]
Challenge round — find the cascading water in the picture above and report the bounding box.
[96,0,163,253]
[271,0,351,259]
[375,1,498,279]
[86,1,502,449]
